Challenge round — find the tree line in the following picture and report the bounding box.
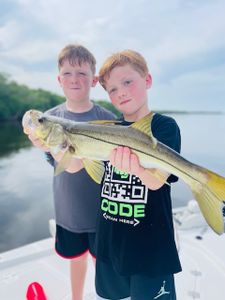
[0,72,120,121]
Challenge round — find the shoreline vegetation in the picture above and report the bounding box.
[0,72,223,122]
[156,110,224,115]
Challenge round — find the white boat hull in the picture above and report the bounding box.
[1,201,225,300]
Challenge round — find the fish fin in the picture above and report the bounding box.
[88,120,122,125]
[54,150,73,176]
[206,170,225,201]
[82,159,105,184]
[192,170,225,235]
[146,169,170,186]
[130,112,157,148]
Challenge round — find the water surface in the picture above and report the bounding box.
[0,114,224,252]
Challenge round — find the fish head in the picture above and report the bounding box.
[37,114,69,149]
[22,109,52,140]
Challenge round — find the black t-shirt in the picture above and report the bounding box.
[95,113,182,276]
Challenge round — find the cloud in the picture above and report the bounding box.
[150,63,225,111]
[0,0,224,111]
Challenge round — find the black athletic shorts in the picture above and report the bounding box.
[55,224,96,259]
[95,259,177,300]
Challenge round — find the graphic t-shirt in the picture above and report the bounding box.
[96,113,182,276]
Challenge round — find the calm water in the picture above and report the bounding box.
[0,114,225,252]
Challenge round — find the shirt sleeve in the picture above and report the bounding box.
[45,152,55,167]
[152,114,181,183]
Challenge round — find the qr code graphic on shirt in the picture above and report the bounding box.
[101,163,148,204]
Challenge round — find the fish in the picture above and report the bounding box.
[22,109,225,235]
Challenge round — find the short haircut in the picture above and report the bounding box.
[99,49,149,89]
[58,44,96,74]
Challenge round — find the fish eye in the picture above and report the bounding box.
[38,117,44,123]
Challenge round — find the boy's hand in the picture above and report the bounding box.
[109,146,169,190]
[23,123,83,172]
[23,127,50,152]
[109,146,145,177]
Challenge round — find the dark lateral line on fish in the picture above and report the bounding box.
[75,132,195,181]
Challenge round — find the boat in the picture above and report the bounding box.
[0,200,225,299]
[173,200,225,299]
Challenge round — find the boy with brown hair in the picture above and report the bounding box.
[95,50,182,299]
[23,44,115,300]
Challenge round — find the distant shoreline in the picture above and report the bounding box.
[0,110,224,123]
[155,110,224,115]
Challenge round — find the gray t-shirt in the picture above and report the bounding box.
[46,103,115,233]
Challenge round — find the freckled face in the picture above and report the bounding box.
[105,65,152,121]
[58,60,97,102]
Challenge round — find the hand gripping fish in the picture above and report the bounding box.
[22,110,225,235]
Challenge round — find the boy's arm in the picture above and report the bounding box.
[25,128,83,173]
[109,116,181,190]
[109,146,168,190]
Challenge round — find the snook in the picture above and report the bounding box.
[22,110,225,235]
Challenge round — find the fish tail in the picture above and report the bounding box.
[207,170,225,200]
[192,170,225,235]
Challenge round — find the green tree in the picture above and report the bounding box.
[0,72,120,121]
[94,100,120,117]
[0,73,64,121]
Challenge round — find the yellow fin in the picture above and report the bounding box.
[207,169,225,201]
[130,112,157,148]
[146,169,170,186]
[54,150,73,176]
[192,169,225,235]
[82,159,105,184]
[89,120,122,125]
[193,189,224,235]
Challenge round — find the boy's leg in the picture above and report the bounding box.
[87,232,96,265]
[95,259,130,300]
[70,252,88,300]
[96,296,131,300]
[55,225,91,300]
[130,273,176,300]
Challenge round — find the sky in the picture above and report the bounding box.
[0,0,225,112]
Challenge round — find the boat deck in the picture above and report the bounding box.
[0,238,95,299]
[1,203,225,299]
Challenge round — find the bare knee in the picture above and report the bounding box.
[70,251,89,265]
